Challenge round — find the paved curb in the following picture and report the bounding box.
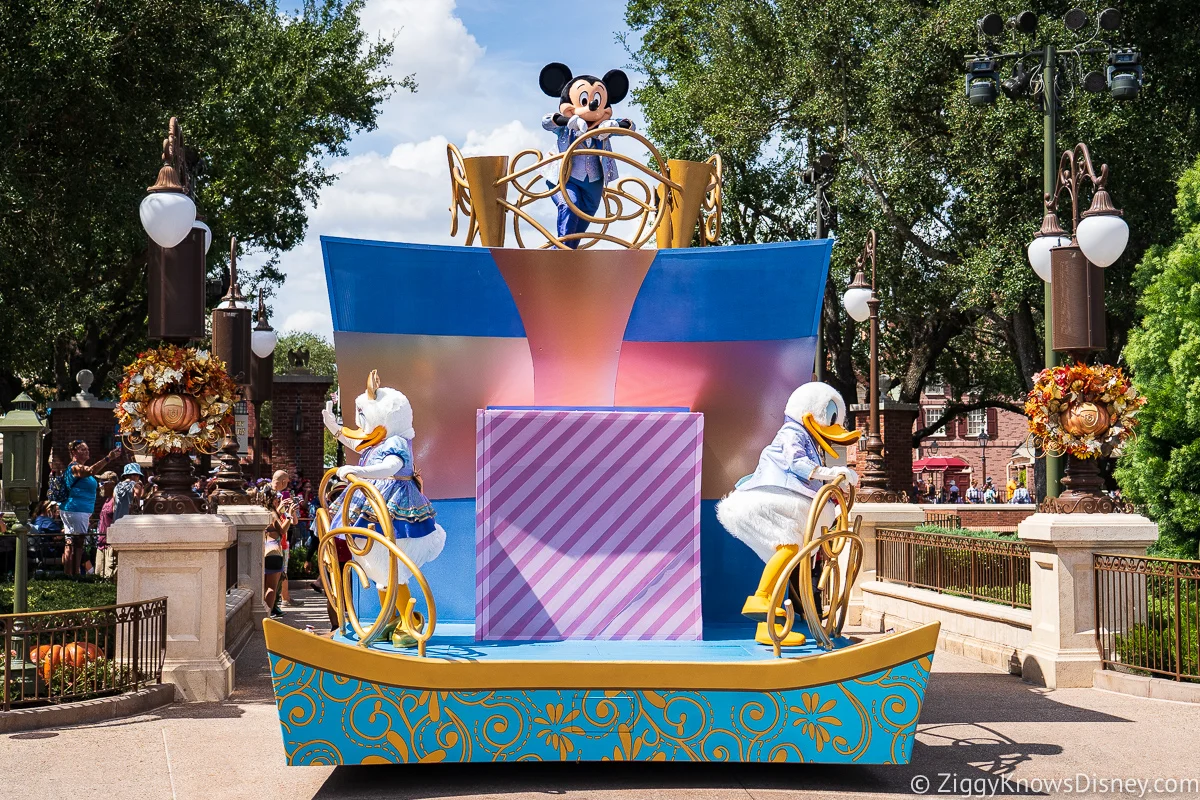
[0,684,176,734]
[1094,668,1200,704]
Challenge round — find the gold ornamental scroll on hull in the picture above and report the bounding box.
[448,128,722,250]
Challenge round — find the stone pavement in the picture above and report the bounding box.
[2,588,1199,799]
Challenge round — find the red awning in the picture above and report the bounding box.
[912,456,970,471]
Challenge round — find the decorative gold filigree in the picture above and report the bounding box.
[764,476,863,656]
[316,468,438,657]
[447,128,722,250]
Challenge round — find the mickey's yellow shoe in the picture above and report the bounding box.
[755,622,807,648]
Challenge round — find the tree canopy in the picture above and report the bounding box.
[0,0,402,408]
[625,0,1200,432]
[1114,157,1200,557]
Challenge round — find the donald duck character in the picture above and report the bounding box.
[716,382,861,647]
[322,370,446,646]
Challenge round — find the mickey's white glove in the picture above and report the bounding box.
[811,466,860,487]
[568,115,588,133]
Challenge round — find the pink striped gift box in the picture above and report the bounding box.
[475,408,704,641]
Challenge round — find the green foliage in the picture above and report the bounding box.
[274,331,338,379]
[914,525,1015,540]
[288,543,316,579]
[1113,594,1200,681]
[0,0,402,407]
[624,0,1200,413]
[1115,156,1200,557]
[47,658,137,699]
[0,579,117,614]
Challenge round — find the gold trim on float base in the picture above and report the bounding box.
[263,620,939,692]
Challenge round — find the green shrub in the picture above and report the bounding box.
[46,658,136,699]
[915,525,1016,539]
[288,544,316,580]
[0,579,117,614]
[1112,596,1200,680]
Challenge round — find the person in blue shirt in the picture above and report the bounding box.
[539,63,635,248]
[61,440,123,578]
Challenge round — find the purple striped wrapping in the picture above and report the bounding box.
[476,408,704,641]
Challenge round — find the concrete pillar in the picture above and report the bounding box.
[1017,513,1158,689]
[107,514,237,701]
[219,505,270,623]
[848,502,926,625]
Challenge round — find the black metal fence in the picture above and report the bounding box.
[876,528,1031,608]
[1,597,167,710]
[1095,554,1200,682]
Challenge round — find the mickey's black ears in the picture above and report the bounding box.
[602,69,630,105]
[539,63,573,98]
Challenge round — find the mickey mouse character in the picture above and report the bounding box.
[539,62,636,248]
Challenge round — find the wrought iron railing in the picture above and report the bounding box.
[1,597,167,710]
[1094,554,1200,682]
[876,528,1031,608]
[923,511,962,529]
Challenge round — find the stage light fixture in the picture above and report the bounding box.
[1107,50,1143,100]
[1098,7,1122,31]
[977,13,1004,37]
[1001,62,1033,99]
[965,57,999,105]
[1082,71,1107,93]
[1009,11,1038,34]
[1064,7,1089,32]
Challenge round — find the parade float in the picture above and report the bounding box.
[264,64,939,765]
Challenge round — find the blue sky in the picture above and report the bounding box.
[263,0,648,337]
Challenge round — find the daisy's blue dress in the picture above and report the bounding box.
[331,435,437,539]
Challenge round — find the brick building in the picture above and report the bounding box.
[912,377,1033,498]
[270,373,333,486]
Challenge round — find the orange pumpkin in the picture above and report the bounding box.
[146,393,200,431]
[1060,402,1110,437]
[29,644,64,682]
[62,642,105,668]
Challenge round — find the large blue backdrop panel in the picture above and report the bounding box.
[323,238,832,628]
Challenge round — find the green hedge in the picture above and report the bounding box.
[914,524,1017,540]
[0,579,117,615]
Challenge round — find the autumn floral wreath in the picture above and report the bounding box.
[115,344,240,455]
[1024,362,1145,460]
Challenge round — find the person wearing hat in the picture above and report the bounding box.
[983,477,998,504]
[113,462,145,523]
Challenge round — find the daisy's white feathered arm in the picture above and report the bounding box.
[337,454,403,481]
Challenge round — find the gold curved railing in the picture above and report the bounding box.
[315,467,437,657]
[763,477,863,657]
[448,128,722,250]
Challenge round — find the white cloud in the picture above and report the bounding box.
[257,0,649,340]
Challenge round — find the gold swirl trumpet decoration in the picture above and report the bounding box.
[447,128,722,250]
[763,476,863,657]
[315,467,438,657]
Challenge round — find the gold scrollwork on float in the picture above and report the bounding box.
[447,128,722,250]
[764,477,864,657]
[314,467,438,657]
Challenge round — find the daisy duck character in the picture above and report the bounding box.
[322,370,445,646]
[716,382,861,647]
[539,62,635,248]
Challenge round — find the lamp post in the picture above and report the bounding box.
[250,290,276,482]
[1037,143,1129,512]
[978,429,989,490]
[802,152,837,381]
[208,238,255,505]
[841,230,903,503]
[137,117,212,514]
[0,394,48,613]
[965,8,1141,499]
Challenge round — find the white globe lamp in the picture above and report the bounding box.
[1026,234,1072,283]
[842,281,873,323]
[193,219,213,255]
[252,328,277,359]
[139,191,197,249]
[1076,211,1129,267]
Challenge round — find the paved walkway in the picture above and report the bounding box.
[3,588,1199,799]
